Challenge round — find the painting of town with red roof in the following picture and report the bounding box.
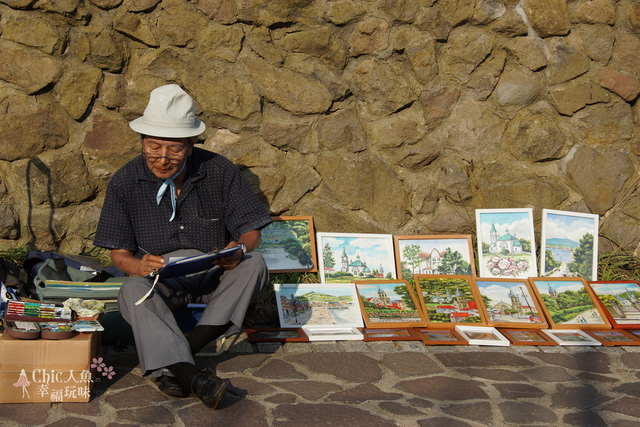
[412,275,488,328]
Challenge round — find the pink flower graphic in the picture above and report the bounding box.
[91,357,106,372]
[102,366,115,380]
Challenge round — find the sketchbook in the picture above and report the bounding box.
[149,246,242,279]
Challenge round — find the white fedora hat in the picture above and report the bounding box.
[129,84,206,138]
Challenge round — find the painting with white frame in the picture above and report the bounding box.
[540,209,599,281]
[454,325,510,346]
[475,209,538,278]
[542,329,601,346]
[316,232,396,283]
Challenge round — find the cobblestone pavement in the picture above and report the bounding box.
[2,332,640,426]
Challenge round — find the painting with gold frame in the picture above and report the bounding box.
[354,279,428,328]
[528,277,612,330]
[587,280,640,329]
[584,329,640,346]
[413,274,488,329]
[359,328,422,341]
[246,327,309,343]
[474,278,548,329]
[255,216,317,273]
[498,328,557,346]
[393,235,476,281]
[411,328,468,345]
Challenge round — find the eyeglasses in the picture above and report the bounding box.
[142,151,186,164]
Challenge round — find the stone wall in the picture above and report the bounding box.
[0,0,639,258]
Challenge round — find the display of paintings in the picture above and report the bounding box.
[540,209,599,281]
[359,328,421,341]
[587,281,640,329]
[498,328,557,346]
[393,235,476,281]
[413,275,488,328]
[454,325,510,346]
[255,216,317,273]
[245,327,308,343]
[528,277,612,330]
[474,278,548,328]
[543,329,602,346]
[316,233,396,283]
[412,328,468,345]
[475,209,537,278]
[274,283,364,328]
[354,280,428,328]
[585,329,640,346]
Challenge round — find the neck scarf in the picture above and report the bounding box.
[156,160,186,222]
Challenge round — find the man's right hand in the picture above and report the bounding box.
[139,254,166,277]
[111,249,165,277]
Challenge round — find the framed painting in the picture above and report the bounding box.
[411,328,468,345]
[498,328,557,346]
[528,277,612,330]
[255,216,317,273]
[475,208,537,278]
[274,283,364,328]
[359,328,421,341]
[454,325,510,346]
[393,235,476,281]
[354,280,428,328]
[301,326,364,341]
[584,329,640,346]
[586,281,640,329]
[316,232,396,283]
[413,274,488,328]
[474,278,548,328]
[543,329,602,346]
[540,209,599,281]
[246,327,308,343]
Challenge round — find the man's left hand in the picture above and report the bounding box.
[211,241,243,270]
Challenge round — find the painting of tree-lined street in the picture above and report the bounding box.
[588,281,640,328]
[529,278,611,329]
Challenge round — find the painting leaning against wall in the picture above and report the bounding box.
[475,209,538,278]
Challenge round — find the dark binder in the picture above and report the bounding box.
[148,246,242,279]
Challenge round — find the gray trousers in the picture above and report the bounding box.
[118,252,268,376]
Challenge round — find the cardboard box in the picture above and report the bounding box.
[0,332,100,403]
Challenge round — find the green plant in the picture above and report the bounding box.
[0,247,29,268]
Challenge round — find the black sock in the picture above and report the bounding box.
[187,323,232,355]
[167,362,200,391]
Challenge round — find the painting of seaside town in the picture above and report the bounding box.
[413,275,487,328]
[540,209,599,281]
[394,235,476,281]
[476,209,537,278]
[274,283,364,328]
[475,278,547,328]
[529,278,611,329]
[588,281,640,328]
[355,281,427,327]
[255,216,317,273]
[316,233,396,283]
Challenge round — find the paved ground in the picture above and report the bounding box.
[2,332,640,426]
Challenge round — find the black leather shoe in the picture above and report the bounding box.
[159,375,190,398]
[191,368,230,409]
